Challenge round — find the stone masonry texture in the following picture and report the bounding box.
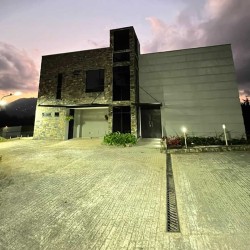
[34,27,140,139]
[0,139,250,249]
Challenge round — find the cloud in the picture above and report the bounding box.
[87,39,108,49]
[0,42,39,92]
[143,0,250,97]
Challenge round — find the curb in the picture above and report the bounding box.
[167,145,250,154]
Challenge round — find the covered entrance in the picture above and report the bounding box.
[141,106,162,138]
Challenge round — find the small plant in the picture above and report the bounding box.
[103,132,137,146]
[167,136,182,146]
[65,115,74,121]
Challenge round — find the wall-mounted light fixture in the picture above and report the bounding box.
[0,92,22,106]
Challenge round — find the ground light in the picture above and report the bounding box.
[181,126,187,149]
[222,124,228,146]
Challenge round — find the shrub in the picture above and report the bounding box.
[65,115,74,121]
[166,136,182,146]
[185,136,224,146]
[103,132,137,146]
[166,135,248,147]
[0,137,7,142]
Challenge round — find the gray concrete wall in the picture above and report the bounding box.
[139,45,245,138]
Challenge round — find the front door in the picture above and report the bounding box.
[141,107,162,138]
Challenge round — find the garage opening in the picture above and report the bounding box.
[73,108,109,138]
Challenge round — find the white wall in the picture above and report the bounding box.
[139,45,245,138]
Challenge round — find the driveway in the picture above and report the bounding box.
[0,138,249,249]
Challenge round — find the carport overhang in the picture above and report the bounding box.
[38,103,110,108]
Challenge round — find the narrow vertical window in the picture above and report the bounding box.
[56,73,63,99]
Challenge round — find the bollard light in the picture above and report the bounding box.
[181,126,187,149]
[222,124,228,146]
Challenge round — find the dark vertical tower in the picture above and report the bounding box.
[110,27,140,135]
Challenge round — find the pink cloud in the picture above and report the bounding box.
[142,0,250,99]
[0,42,39,95]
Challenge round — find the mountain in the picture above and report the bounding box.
[2,98,37,118]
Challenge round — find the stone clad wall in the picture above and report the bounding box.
[110,27,140,136]
[38,48,113,105]
[34,28,141,139]
[34,107,68,139]
[34,48,113,139]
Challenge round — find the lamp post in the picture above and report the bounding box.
[181,126,187,149]
[222,124,228,146]
[0,92,22,109]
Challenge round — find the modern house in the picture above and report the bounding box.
[33,26,245,140]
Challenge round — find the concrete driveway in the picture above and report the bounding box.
[0,138,250,249]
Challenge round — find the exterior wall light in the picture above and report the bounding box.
[222,124,228,146]
[181,126,187,149]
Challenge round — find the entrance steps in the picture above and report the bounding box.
[137,138,162,149]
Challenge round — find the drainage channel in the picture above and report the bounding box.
[166,153,180,232]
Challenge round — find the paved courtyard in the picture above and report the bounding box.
[0,138,250,249]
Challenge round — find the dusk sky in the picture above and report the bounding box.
[0,0,249,103]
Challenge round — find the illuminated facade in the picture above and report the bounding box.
[34,27,245,139]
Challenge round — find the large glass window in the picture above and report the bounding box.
[113,66,130,101]
[112,106,131,133]
[114,30,130,51]
[86,69,104,92]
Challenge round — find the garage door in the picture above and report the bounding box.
[73,108,109,138]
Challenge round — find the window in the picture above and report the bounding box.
[56,73,63,99]
[86,69,104,92]
[42,113,52,117]
[113,106,131,133]
[114,30,130,51]
[113,66,130,101]
[55,112,60,117]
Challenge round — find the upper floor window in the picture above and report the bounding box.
[86,69,104,92]
[114,30,130,51]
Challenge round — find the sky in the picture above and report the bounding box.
[0,0,250,103]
